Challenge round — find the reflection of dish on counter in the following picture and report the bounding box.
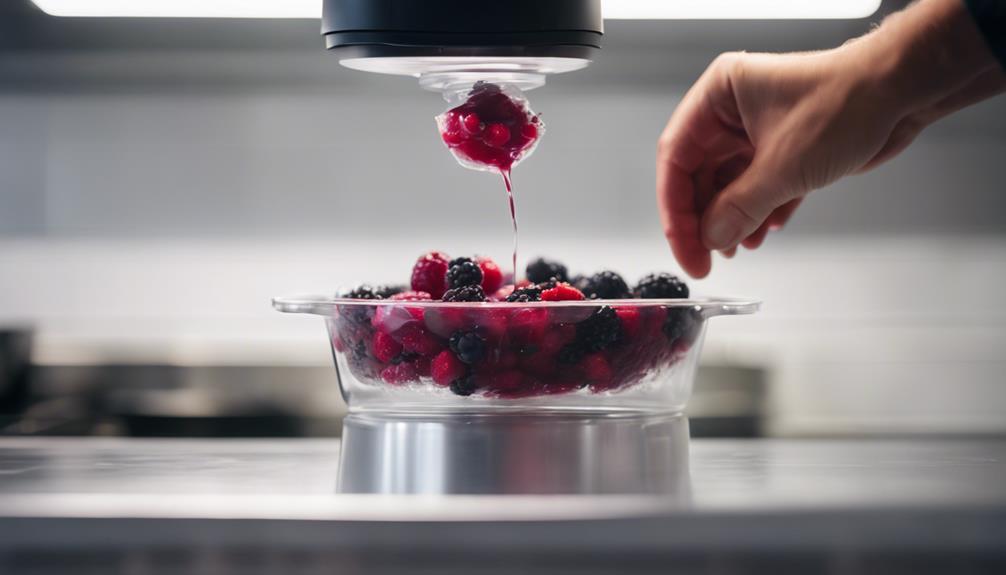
[338,413,692,498]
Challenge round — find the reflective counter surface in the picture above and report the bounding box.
[0,415,1004,573]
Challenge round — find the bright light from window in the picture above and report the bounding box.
[31,0,881,20]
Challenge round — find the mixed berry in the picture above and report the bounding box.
[436,82,543,173]
[330,252,700,399]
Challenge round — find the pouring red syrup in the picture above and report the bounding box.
[436,82,543,281]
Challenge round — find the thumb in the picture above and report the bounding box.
[701,160,791,251]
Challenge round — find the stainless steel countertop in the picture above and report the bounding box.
[0,422,1004,574]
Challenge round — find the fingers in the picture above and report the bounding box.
[700,157,791,251]
[767,198,803,230]
[657,54,748,278]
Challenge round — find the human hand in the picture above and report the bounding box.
[657,0,1005,278]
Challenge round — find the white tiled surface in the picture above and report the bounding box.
[2,235,1005,436]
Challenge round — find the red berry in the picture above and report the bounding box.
[519,352,557,377]
[473,308,509,342]
[399,323,445,357]
[380,362,418,385]
[485,369,522,392]
[423,307,468,338]
[476,256,503,293]
[411,252,450,299]
[508,307,549,347]
[390,291,431,301]
[485,123,510,147]
[431,350,466,386]
[461,113,483,134]
[441,130,465,146]
[541,323,576,354]
[491,285,515,301]
[581,354,613,385]
[520,123,538,140]
[614,307,642,339]
[372,331,402,364]
[541,283,585,301]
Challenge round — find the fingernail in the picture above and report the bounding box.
[705,218,739,249]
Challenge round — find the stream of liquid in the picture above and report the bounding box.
[502,169,517,283]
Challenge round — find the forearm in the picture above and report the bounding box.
[854,0,1004,118]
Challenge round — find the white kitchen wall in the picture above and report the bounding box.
[1,9,1005,436]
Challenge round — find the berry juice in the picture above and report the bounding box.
[436,82,543,281]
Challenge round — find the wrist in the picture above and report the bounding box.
[863,0,999,115]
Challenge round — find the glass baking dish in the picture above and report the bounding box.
[273,296,759,414]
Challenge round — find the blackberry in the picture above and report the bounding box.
[581,271,632,300]
[526,258,569,284]
[375,284,407,298]
[442,285,488,302]
[449,331,487,364]
[506,286,543,303]
[342,285,384,300]
[570,274,590,293]
[663,307,702,342]
[557,344,584,365]
[449,375,478,396]
[446,257,484,289]
[634,273,689,299]
[576,306,623,353]
[338,286,382,325]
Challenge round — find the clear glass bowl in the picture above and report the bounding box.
[273,296,759,415]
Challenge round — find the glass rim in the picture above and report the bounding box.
[273,294,761,317]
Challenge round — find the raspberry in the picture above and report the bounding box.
[581,271,632,300]
[476,256,504,293]
[580,354,613,385]
[614,307,643,339]
[399,324,445,357]
[446,257,484,289]
[575,306,623,353]
[442,285,488,302]
[410,252,450,299]
[541,323,576,354]
[449,375,478,396]
[372,291,430,332]
[423,307,468,337]
[525,258,569,284]
[380,362,418,385]
[431,350,467,386]
[540,283,585,301]
[506,285,542,302]
[449,330,487,364]
[634,273,689,299]
[507,307,549,348]
[389,291,432,301]
[372,331,402,364]
[492,285,515,301]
